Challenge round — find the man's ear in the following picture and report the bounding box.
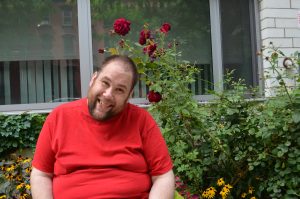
[89,72,98,87]
[127,90,134,102]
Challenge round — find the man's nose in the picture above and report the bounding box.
[103,87,113,98]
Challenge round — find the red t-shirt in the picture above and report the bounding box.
[32,98,173,199]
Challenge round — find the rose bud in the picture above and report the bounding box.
[160,23,171,33]
[147,91,162,103]
[98,48,105,54]
[119,39,125,48]
[139,29,151,45]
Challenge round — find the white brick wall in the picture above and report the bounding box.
[262,38,293,47]
[294,38,300,47]
[291,0,300,8]
[259,0,300,96]
[260,0,290,9]
[276,18,298,28]
[261,18,275,28]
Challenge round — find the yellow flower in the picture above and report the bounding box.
[25,167,32,174]
[220,190,228,199]
[202,190,209,198]
[202,187,216,199]
[248,186,254,194]
[19,193,29,199]
[6,164,15,172]
[16,155,23,163]
[0,195,6,199]
[217,178,225,186]
[250,197,256,199]
[16,183,25,190]
[22,158,32,164]
[0,166,6,171]
[25,184,31,190]
[15,175,23,182]
[224,184,233,189]
[219,184,232,199]
[5,173,14,180]
[241,193,247,198]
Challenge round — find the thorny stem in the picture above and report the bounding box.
[269,61,293,103]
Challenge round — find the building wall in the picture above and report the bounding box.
[259,0,300,95]
[259,0,300,52]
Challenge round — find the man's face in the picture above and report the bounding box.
[87,61,133,121]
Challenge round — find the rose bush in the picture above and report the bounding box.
[104,18,199,106]
[100,18,300,198]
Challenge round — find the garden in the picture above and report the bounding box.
[0,17,299,199]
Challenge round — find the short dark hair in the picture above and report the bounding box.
[97,55,138,90]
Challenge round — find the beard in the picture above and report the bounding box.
[88,98,114,121]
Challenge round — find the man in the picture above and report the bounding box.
[30,55,175,198]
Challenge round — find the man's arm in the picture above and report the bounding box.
[149,169,175,199]
[30,167,54,199]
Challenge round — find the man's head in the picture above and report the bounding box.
[87,55,138,121]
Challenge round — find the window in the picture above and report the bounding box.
[90,0,258,103]
[0,0,81,112]
[63,8,73,26]
[0,0,259,113]
[220,0,258,86]
[91,0,213,100]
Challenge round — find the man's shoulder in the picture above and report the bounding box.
[51,98,86,115]
[127,103,154,122]
[127,103,149,115]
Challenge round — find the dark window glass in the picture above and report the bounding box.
[220,0,256,86]
[91,0,212,97]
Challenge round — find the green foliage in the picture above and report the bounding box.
[0,113,46,158]
[153,46,299,198]
[103,17,300,198]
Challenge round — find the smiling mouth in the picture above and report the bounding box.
[98,99,113,110]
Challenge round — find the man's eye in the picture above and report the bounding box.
[116,88,124,93]
[102,81,109,86]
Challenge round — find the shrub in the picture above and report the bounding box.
[0,113,47,158]
[151,45,300,198]
[103,18,300,198]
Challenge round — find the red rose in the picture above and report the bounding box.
[139,37,147,45]
[98,48,105,54]
[147,91,162,103]
[143,43,157,57]
[139,30,151,45]
[160,23,171,33]
[113,18,131,36]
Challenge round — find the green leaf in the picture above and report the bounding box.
[108,47,119,55]
[292,112,300,123]
[174,191,184,199]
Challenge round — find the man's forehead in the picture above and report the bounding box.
[102,60,131,71]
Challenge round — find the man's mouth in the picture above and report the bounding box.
[97,99,113,111]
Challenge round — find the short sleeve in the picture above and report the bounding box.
[141,115,173,176]
[32,113,56,173]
